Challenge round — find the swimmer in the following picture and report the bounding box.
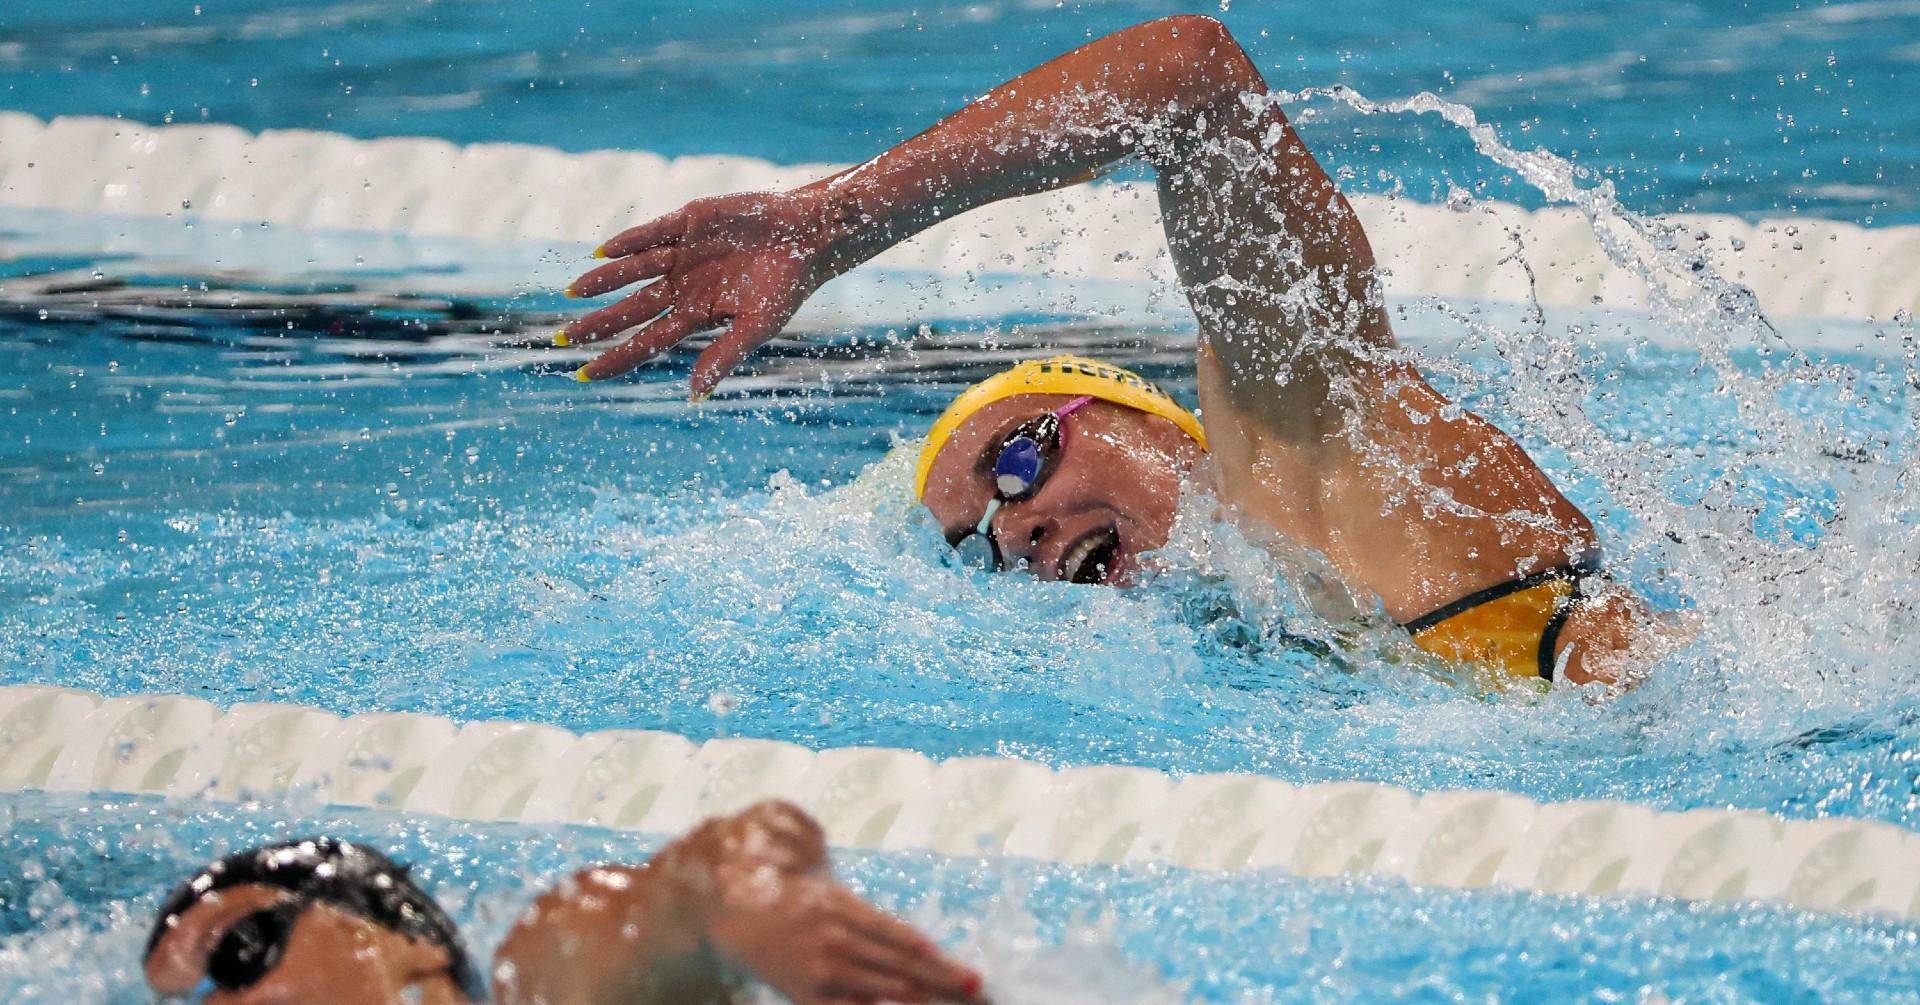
[143,800,985,1005]
[557,17,1659,687]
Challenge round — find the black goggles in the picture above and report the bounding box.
[171,901,305,1001]
[949,395,1093,571]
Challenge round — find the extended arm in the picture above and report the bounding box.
[565,15,1388,420]
[494,802,980,1005]
[808,15,1392,415]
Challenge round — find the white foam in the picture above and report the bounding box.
[1,112,1912,323]
[3,683,1917,922]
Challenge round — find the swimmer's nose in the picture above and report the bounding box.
[993,506,1054,578]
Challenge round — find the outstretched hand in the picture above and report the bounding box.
[697,802,986,1005]
[562,188,840,397]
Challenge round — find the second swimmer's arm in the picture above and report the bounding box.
[493,801,981,1005]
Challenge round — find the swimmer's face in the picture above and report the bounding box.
[145,882,469,1004]
[922,393,1201,585]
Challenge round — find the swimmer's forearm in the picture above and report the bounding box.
[806,15,1262,272]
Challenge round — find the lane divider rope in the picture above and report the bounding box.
[0,112,1914,323]
[2,684,1916,922]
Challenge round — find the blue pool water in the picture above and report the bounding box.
[4,297,1919,998]
[4,1,1920,1001]
[6,792,1920,1003]
[6,793,1920,1004]
[2,309,1917,821]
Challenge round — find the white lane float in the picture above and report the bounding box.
[2,684,1917,923]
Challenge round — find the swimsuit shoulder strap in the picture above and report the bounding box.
[1398,554,1603,636]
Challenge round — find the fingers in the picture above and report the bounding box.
[831,894,982,1002]
[561,282,674,347]
[821,964,924,1004]
[568,247,674,299]
[828,938,982,1005]
[838,939,958,1001]
[836,896,938,957]
[596,209,685,259]
[690,314,781,400]
[580,310,711,382]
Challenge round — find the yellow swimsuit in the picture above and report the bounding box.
[1400,559,1599,680]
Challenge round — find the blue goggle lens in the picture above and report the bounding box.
[991,414,1061,501]
[994,436,1045,497]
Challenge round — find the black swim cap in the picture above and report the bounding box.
[146,837,487,1001]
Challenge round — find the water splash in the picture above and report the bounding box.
[1255,85,1920,734]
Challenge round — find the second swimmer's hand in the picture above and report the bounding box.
[562,188,839,397]
[693,802,986,1005]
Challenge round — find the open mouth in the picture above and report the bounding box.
[1059,526,1121,585]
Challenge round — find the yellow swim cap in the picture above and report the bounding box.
[913,355,1208,499]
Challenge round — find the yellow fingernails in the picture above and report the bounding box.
[591,244,609,259]
[552,329,570,347]
[562,284,580,299]
[689,387,712,403]
[574,366,592,383]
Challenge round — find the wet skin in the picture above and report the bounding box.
[145,802,983,1005]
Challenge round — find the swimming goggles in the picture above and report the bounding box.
[169,902,305,1001]
[948,395,1094,572]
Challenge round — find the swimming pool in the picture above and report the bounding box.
[4,1,1920,1001]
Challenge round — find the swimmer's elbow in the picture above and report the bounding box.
[1140,16,1259,90]
[1146,15,1236,55]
